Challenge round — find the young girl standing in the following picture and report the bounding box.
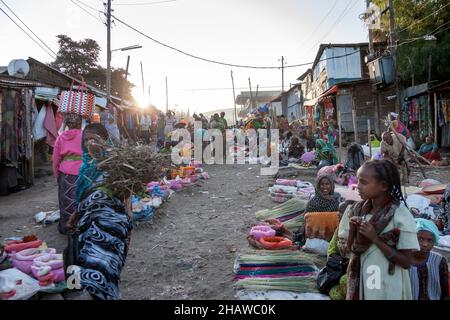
[338,160,419,300]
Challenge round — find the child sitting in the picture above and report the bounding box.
[409,218,449,300]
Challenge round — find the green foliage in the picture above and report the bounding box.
[371,0,450,85]
[50,35,134,100]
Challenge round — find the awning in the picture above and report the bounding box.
[303,98,317,107]
[318,85,338,102]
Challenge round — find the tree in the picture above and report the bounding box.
[372,0,450,86]
[50,35,135,100]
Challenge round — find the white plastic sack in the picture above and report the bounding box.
[0,268,40,300]
[406,195,431,214]
[32,106,47,140]
[438,235,450,248]
[303,238,329,256]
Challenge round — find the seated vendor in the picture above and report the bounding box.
[370,134,381,148]
[288,137,305,159]
[418,136,441,161]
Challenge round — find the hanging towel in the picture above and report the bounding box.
[44,105,58,147]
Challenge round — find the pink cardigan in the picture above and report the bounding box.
[52,129,83,178]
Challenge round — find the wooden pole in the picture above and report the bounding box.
[352,109,358,143]
[106,0,112,103]
[248,78,253,111]
[140,61,145,97]
[338,109,342,163]
[231,70,237,125]
[165,76,169,113]
[434,92,438,142]
[368,119,372,158]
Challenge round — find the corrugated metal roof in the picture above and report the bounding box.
[0,76,45,87]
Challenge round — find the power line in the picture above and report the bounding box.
[298,0,339,49]
[114,0,176,5]
[397,1,450,34]
[111,13,361,69]
[0,6,56,59]
[396,23,450,48]
[74,0,102,12]
[71,0,104,23]
[0,0,58,57]
[307,0,359,52]
[178,86,283,91]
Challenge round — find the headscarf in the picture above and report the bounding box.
[64,113,82,129]
[415,218,440,246]
[304,175,341,212]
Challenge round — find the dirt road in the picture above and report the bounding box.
[1,163,449,300]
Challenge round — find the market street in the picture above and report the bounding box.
[1,162,449,300]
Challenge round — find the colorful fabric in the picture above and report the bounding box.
[44,105,58,148]
[58,172,78,235]
[76,189,132,300]
[76,130,104,204]
[409,252,449,300]
[0,89,18,166]
[418,143,438,155]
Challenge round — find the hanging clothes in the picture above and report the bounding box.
[438,99,446,127]
[44,104,58,147]
[410,98,419,124]
[0,89,18,166]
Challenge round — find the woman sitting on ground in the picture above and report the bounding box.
[418,136,441,162]
[304,175,342,213]
[275,175,342,244]
[288,137,305,159]
[65,123,133,300]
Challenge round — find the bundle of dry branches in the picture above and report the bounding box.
[96,144,165,198]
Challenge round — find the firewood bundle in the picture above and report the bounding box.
[96,144,164,198]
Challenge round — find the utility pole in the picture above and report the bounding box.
[280,56,285,92]
[231,70,237,125]
[106,0,112,103]
[248,77,254,111]
[140,61,145,97]
[124,55,130,81]
[388,0,400,114]
[165,76,169,113]
[367,0,374,55]
[366,0,380,134]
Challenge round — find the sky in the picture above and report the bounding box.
[0,0,369,114]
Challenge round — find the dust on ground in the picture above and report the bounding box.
[0,163,449,299]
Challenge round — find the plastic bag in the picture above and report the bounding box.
[316,253,348,295]
[303,238,329,256]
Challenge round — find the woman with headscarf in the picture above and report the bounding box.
[52,113,83,235]
[418,136,441,161]
[66,123,133,300]
[316,138,338,168]
[305,175,342,213]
